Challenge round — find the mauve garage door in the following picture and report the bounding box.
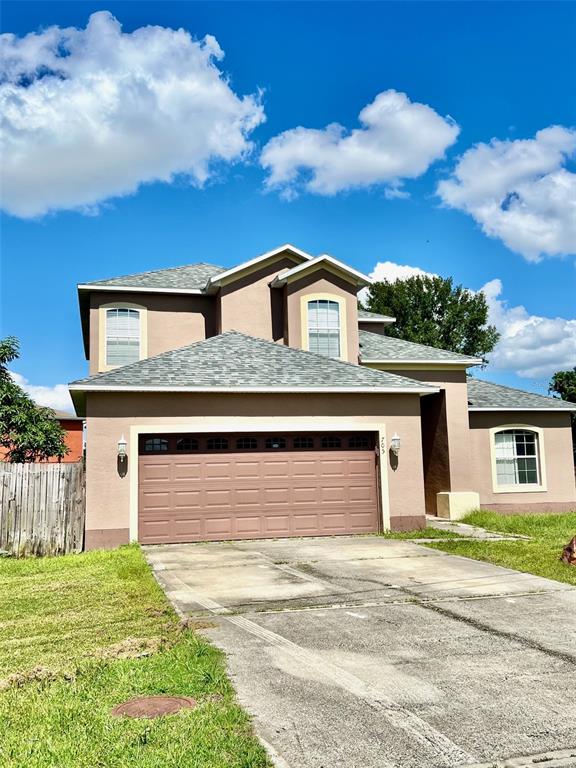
[138,432,379,544]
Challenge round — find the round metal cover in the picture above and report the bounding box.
[111,695,197,719]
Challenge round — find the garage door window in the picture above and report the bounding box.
[144,438,168,453]
[236,437,258,450]
[294,436,314,449]
[321,435,342,449]
[177,437,198,452]
[349,435,370,449]
[265,436,287,449]
[207,437,229,450]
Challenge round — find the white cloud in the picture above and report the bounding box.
[0,11,264,218]
[362,257,575,379]
[10,372,73,412]
[437,126,576,261]
[480,279,576,379]
[358,259,437,304]
[261,90,459,198]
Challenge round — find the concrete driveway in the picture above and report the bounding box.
[145,536,576,768]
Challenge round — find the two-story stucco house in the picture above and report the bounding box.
[68,244,576,550]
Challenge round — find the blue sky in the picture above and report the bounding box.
[1,1,575,410]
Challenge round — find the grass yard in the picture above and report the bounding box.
[427,510,576,587]
[0,545,270,768]
[380,527,462,540]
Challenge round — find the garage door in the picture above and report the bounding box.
[138,432,380,544]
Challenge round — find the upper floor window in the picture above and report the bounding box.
[494,429,541,487]
[308,299,341,358]
[106,308,140,367]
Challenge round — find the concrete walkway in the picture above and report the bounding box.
[145,537,576,768]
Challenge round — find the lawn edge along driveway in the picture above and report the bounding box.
[425,511,576,587]
[0,544,270,768]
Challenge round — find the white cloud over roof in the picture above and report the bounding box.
[0,12,264,218]
[261,90,459,198]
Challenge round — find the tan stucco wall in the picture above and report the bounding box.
[285,270,360,363]
[468,411,576,510]
[84,391,426,547]
[89,292,216,375]
[217,257,296,342]
[366,367,472,495]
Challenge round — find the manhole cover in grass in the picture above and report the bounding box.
[111,695,197,719]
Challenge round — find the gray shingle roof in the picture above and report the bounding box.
[467,377,576,411]
[69,331,434,392]
[359,330,482,365]
[83,263,225,291]
[358,309,395,322]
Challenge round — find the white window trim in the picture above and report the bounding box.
[489,424,547,494]
[98,302,148,372]
[300,293,348,361]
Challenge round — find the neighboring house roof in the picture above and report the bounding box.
[359,330,483,366]
[79,263,225,293]
[358,309,396,324]
[52,410,83,421]
[270,254,371,288]
[467,377,576,412]
[69,331,437,414]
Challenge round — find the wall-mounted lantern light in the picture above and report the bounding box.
[117,434,127,459]
[390,433,401,456]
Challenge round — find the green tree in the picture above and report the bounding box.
[364,275,500,358]
[0,337,68,462]
[549,368,576,457]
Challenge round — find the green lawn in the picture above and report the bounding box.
[427,510,576,587]
[0,546,269,768]
[380,527,462,540]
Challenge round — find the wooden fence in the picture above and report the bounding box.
[0,463,85,556]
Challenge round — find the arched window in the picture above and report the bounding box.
[494,428,541,487]
[307,299,341,358]
[106,308,140,367]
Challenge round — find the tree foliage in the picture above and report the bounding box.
[549,368,576,457]
[364,275,500,358]
[0,337,68,463]
[549,368,576,404]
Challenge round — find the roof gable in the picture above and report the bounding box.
[271,254,372,288]
[205,244,313,291]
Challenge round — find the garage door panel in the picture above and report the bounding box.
[139,440,379,544]
[173,462,202,481]
[140,462,172,483]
